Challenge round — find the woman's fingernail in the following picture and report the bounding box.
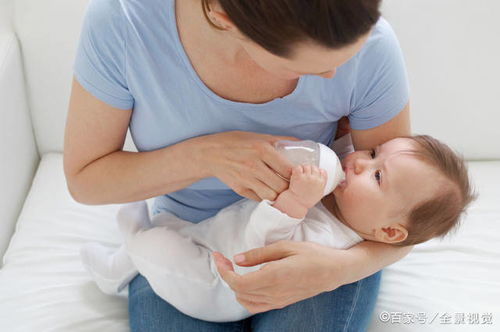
[234,254,245,263]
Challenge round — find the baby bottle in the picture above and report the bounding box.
[274,140,345,196]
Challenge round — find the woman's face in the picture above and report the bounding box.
[207,3,370,80]
[237,34,370,80]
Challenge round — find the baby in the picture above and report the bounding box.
[80,134,475,322]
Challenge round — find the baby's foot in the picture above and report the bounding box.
[80,243,138,295]
[116,200,151,238]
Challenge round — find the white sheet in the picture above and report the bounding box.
[368,161,500,331]
[0,153,498,331]
[0,153,130,331]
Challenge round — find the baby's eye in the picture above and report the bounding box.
[374,170,382,185]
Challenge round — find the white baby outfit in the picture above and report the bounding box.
[81,197,363,322]
[80,134,363,322]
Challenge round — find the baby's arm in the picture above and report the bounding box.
[244,165,326,248]
[272,165,327,219]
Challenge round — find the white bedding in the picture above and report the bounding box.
[0,153,498,331]
[368,161,500,331]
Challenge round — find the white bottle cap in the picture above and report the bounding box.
[318,143,346,195]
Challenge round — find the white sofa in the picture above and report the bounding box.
[0,0,499,331]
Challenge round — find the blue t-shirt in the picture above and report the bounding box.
[73,0,409,223]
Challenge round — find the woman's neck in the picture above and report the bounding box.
[179,0,250,65]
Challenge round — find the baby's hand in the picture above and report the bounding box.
[288,165,327,208]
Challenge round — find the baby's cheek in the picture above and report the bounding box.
[341,189,359,209]
[345,186,372,207]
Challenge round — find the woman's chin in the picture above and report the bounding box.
[263,69,300,80]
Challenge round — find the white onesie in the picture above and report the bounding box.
[81,197,363,322]
[80,134,363,322]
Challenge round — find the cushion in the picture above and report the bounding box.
[0,153,498,331]
[0,153,134,331]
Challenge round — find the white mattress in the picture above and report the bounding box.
[0,153,498,331]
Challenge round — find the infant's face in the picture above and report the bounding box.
[333,138,443,240]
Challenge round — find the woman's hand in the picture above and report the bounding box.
[194,131,299,201]
[212,240,348,314]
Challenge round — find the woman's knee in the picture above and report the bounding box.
[250,270,382,332]
[128,274,252,332]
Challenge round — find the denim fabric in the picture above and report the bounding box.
[128,270,381,332]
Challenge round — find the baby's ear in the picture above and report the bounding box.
[376,224,408,244]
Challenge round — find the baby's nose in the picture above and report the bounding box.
[353,158,369,175]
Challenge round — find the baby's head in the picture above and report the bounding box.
[327,135,477,246]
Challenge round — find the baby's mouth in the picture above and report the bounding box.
[338,166,349,189]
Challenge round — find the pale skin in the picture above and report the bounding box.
[213,138,445,313]
[263,138,446,243]
[204,0,414,314]
[64,0,413,317]
[272,165,329,220]
[327,138,448,242]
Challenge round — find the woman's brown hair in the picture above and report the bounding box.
[201,0,381,57]
[396,135,478,246]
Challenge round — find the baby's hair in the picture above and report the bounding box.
[395,135,478,246]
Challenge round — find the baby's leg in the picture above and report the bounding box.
[116,200,216,284]
[80,201,152,295]
[116,200,215,284]
[120,221,218,287]
[126,226,255,321]
[119,207,254,321]
[80,243,138,295]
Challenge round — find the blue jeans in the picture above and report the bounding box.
[128,270,381,331]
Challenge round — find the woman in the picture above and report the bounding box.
[64,0,412,330]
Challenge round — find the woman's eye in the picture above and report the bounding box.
[374,170,382,185]
[370,149,376,158]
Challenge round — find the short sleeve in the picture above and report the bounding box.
[348,18,409,130]
[73,0,134,110]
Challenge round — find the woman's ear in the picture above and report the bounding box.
[375,224,408,244]
[207,6,249,41]
[207,2,234,30]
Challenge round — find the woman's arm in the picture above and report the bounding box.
[339,102,413,283]
[65,78,298,205]
[332,240,413,286]
[64,78,208,205]
[213,104,414,313]
[213,239,413,314]
[350,103,411,150]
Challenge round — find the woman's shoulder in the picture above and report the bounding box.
[341,17,409,130]
[345,17,407,85]
[84,0,125,22]
[358,17,402,59]
[82,0,172,31]
[323,18,403,86]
